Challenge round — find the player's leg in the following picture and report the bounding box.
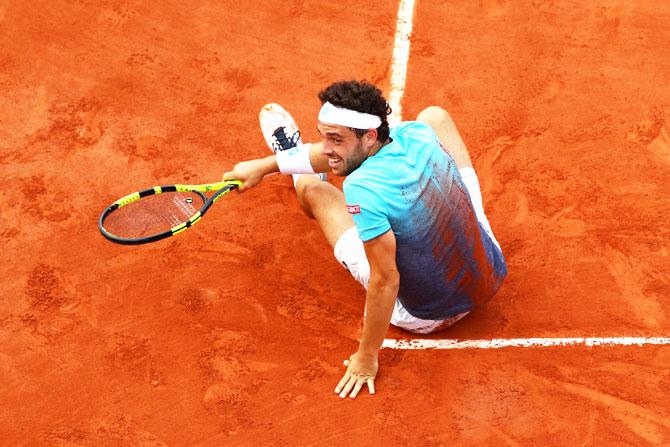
[258,102,369,285]
[416,106,473,169]
[294,175,355,247]
[417,105,501,250]
[259,103,356,249]
[293,177,372,287]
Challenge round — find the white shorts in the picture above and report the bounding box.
[333,167,499,334]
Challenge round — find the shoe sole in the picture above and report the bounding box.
[259,103,327,182]
[259,103,300,153]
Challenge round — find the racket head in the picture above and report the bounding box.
[99,186,208,245]
[99,181,241,245]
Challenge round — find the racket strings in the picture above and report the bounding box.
[103,191,204,239]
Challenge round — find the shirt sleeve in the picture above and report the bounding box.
[343,182,391,242]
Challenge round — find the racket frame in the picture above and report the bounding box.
[98,180,242,245]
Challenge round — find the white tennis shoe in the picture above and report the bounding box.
[259,103,303,153]
[259,103,326,181]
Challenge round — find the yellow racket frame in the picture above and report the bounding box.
[99,180,242,245]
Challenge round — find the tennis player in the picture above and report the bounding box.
[222,80,507,399]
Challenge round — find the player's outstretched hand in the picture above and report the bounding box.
[222,156,276,192]
[334,351,378,399]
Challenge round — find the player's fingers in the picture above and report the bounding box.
[334,373,350,394]
[338,376,357,399]
[367,378,375,395]
[225,174,250,192]
[349,378,366,399]
[222,171,242,189]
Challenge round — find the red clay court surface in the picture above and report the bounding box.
[1,1,670,445]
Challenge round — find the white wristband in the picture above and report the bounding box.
[275,143,315,174]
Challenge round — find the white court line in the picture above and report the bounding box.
[387,0,416,127]
[382,337,670,350]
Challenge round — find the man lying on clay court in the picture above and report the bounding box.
[222,80,507,399]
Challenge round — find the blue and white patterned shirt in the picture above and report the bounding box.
[343,121,507,319]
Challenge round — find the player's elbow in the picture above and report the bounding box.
[369,266,400,291]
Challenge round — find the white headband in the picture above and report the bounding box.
[318,101,382,129]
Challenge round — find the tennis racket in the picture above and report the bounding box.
[98,180,242,245]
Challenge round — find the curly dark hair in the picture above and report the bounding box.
[318,80,392,142]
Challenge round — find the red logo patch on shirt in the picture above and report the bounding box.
[346,204,361,214]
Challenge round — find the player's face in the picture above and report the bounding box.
[317,122,373,176]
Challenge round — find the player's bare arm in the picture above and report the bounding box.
[223,142,328,191]
[222,156,277,191]
[335,229,399,399]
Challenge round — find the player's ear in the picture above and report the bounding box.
[365,128,378,146]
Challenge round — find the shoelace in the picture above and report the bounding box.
[272,127,301,152]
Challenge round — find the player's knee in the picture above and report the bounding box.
[416,106,452,127]
[299,179,327,206]
[296,178,329,217]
